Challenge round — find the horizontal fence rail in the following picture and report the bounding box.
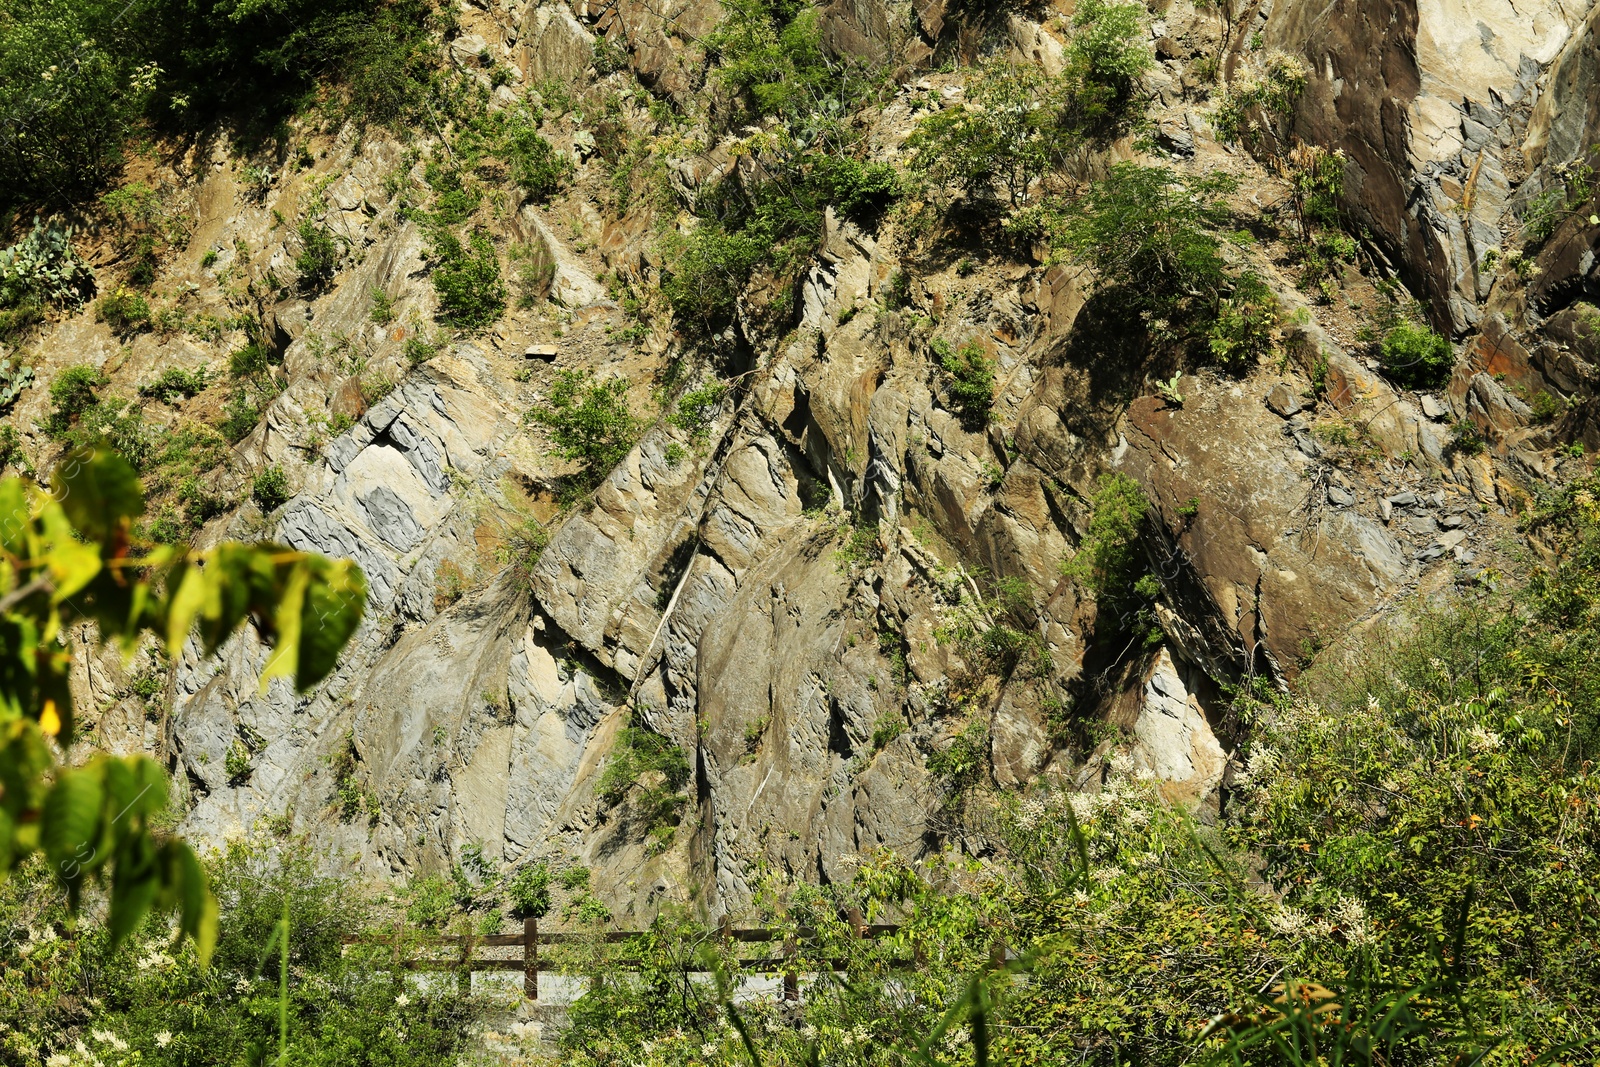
[341,917,910,1000]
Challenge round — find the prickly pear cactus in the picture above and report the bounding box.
[0,217,93,308]
[0,358,34,412]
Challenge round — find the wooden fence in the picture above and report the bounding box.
[343,915,906,1001]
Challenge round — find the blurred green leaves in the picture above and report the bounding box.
[0,447,366,964]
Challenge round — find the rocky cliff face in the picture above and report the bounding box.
[8,0,1600,921]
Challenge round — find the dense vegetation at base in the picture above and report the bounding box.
[0,844,485,1067]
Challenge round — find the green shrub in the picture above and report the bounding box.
[525,369,639,490]
[504,117,573,202]
[669,381,728,438]
[934,338,995,430]
[0,428,24,473]
[806,154,901,226]
[1529,389,1563,422]
[1213,50,1310,147]
[1065,0,1154,123]
[660,222,769,333]
[428,229,505,331]
[1047,162,1234,310]
[423,161,481,224]
[1379,320,1454,387]
[1206,272,1278,367]
[96,287,152,333]
[47,364,108,424]
[294,219,340,292]
[907,11,1150,209]
[251,465,291,511]
[596,719,691,846]
[1062,471,1152,604]
[220,389,262,442]
[507,862,552,919]
[139,364,208,402]
[0,837,487,1067]
[704,0,839,127]
[907,59,1081,208]
[228,340,281,380]
[926,719,989,798]
[0,1,437,213]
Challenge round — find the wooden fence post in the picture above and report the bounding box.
[458,926,472,996]
[524,918,538,1001]
[783,935,798,1002]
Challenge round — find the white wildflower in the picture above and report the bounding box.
[235,975,252,993]
[1466,725,1502,753]
[1090,866,1120,885]
[155,1032,173,1049]
[1122,806,1150,829]
[1268,906,1308,936]
[1015,797,1047,830]
[91,1030,128,1052]
[1239,744,1278,785]
[799,1025,818,1042]
[395,992,411,1007]
[1334,896,1375,946]
[47,1056,71,1067]
[1072,888,1090,904]
[701,1043,719,1057]
[1068,793,1097,823]
[1109,751,1136,778]
[943,1026,969,1051]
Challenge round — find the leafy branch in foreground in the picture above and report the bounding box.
[0,448,367,963]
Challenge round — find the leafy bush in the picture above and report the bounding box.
[668,381,727,438]
[907,11,1150,209]
[525,369,639,491]
[704,0,843,127]
[660,221,770,333]
[229,340,278,380]
[422,161,481,224]
[96,287,152,333]
[806,153,901,226]
[1213,50,1311,148]
[294,219,341,293]
[933,338,995,429]
[139,364,208,402]
[47,363,108,425]
[504,116,573,202]
[251,465,291,511]
[1068,472,1149,592]
[1065,0,1154,123]
[220,389,262,443]
[907,59,1083,208]
[1046,162,1234,310]
[428,228,505,331]
[1379,319,1454,387]
[1206,272,1278,367]
[596,719,691,848]
[507,862,552,919]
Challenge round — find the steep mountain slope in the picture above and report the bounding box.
[4,0,1598,927]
